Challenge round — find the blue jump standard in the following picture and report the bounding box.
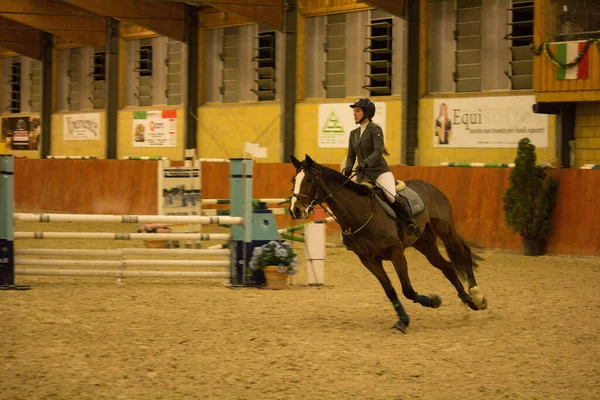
[0,155,30,290]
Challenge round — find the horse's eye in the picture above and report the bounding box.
[306,178,314,183]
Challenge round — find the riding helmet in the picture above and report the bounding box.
[350,98,376,120]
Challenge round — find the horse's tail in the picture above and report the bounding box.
[443,235,484,280]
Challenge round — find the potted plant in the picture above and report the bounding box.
[503,138,560,256]
[247,240,299,289]
[138,223,173,248]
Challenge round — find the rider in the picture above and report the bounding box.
[342,98,420,236]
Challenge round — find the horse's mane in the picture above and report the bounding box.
[317,164,373,196]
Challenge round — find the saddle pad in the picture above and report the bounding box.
[373,184,424,219]
[398,186,425,216]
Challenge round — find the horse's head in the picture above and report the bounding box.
[289,155,324,220]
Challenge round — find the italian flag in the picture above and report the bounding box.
[556,41,589,80]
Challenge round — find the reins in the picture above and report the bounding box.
[306,168,376,237]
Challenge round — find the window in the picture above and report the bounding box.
[67,48,82,110]
[29,60,41,113]
[364,11,393,96]
[325,13,346,98]
[455,0,482,92]
[506,1,533,90]
[9,61,21,113]
[91,51,106,109]
[253,29,276,101]
[135,39,153,106]
[545,0,600,42]
[166,38,183,105]
[220,27,239,103]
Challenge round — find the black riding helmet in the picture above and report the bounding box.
[350,98,376,123]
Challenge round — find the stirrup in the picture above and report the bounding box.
[406,220,421,236]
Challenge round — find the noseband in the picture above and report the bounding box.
[293,167,322,215]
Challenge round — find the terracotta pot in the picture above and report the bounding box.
[263,266,288,290]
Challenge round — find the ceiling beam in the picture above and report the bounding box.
[0,0,107,48]
[362,0,406,19]
[200,0,283,30]
[0,17,42,59]
[61,0,186,42]
[199,8,255,29]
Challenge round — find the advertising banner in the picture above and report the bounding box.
[1,116,41,150]
[433,96,548,148]
[132,110,177,147]
[63,113,101,140]
[318,102,387,148]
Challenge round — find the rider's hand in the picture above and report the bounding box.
[355,164,364,173]
[342,167,352,177]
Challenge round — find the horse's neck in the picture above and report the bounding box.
[322,181,373,226]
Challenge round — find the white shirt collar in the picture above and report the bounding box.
[359,120,369,135]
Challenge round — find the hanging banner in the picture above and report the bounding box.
[132,110,177,147]
[1,116,41,150]
[318,102,387,148]
[63,113,101,140]
[433,95,548,148]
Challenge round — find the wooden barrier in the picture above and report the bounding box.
[12,159,600,256]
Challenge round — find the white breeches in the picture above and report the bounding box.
[376,171,397,203]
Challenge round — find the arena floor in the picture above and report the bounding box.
[1,219,599,400]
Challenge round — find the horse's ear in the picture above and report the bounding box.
[305,154,315,167]
[290,155,301,169]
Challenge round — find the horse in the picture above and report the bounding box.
[289,155,487,333]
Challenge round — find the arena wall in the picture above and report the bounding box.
[11,159,600,257]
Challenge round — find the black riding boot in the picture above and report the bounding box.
[391,195,421,236]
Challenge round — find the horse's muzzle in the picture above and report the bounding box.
[290,206,304,220]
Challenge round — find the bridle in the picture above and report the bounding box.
[292,166,375,237]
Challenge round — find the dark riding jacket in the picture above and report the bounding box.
[344,122,391,182]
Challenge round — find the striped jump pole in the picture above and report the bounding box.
[46,156,98,160]
[14,213,243,225]
[202,198,289,205]
[123,156,169,160]
[277,217,335,234]
[0,155,29,290]
[441,162,516,168]
[199,158,230,163]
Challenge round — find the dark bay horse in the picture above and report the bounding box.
[289,155,487,333]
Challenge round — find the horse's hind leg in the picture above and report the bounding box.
[358,254,410,333]
[412,225,480,311]
[389,247,443,309]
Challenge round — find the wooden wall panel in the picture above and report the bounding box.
[12,160,600,256]
[14,160,157,215]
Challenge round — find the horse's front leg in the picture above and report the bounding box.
[358,254,410,333]
[390,248,442,309]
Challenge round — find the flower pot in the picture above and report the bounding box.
[523,237,546,256]
[144,240,169,249]
[263,266,288,290]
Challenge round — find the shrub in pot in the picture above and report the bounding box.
[503,138,559,256]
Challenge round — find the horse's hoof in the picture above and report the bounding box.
[392,321,408,333]
[459,292,479,311]
[469,286,488,310]
[477,296,488,310]
[430,294,442,308]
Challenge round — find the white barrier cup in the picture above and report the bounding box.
[304,223,325,286]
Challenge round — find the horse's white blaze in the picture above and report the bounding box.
[290,170,305,214]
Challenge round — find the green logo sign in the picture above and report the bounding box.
[322,111,345,134]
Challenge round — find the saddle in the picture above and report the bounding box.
[361,180,425,221]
